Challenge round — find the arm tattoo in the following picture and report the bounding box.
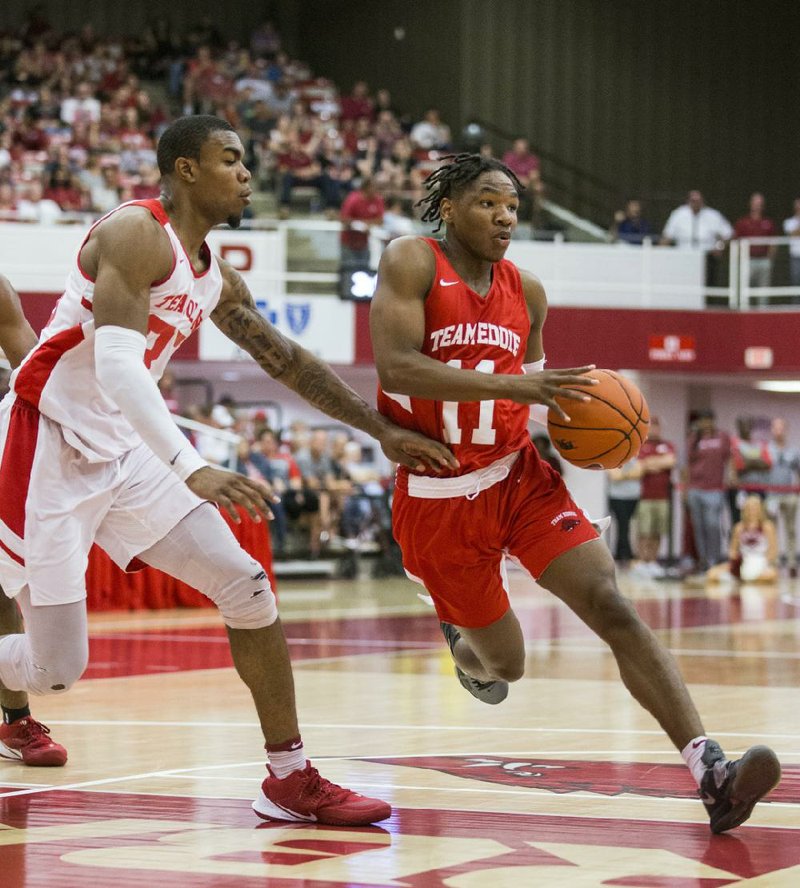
[213,271,387,436]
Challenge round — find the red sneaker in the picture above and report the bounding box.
[0,717,68,767]
[253,762,391,826]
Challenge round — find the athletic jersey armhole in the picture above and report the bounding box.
[76,200,177,286]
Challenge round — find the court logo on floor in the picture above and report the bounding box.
[370,755,800,802]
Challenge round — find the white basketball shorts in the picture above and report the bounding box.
[0,396,203,606]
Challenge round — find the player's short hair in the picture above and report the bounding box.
[157,115,236,176]
[416,153,523,232]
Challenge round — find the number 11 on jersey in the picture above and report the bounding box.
[442,359,497,445]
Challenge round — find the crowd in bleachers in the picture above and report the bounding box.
[0,12,497,226]
[161,380,396,569]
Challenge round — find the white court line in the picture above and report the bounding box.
[40,719,800,742]
[0,759,267,799]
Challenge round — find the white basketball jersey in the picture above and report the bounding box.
[9,199,223,462]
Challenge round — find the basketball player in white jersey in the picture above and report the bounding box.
[0,274,67,766]
[0,116,456,826]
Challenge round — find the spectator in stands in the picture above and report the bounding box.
[607,459,642,568]
[635,417,676,578]
[734,192,777,295]
[277,131,332,218]
[43,165,85,212]
[249,428,310,559]
[340,176,384,270]
[294,429,336,557]
[501,137,541,215]
[765,417,800,577]
[683,409,731,573]
[16,179,63,224]
[610,199,654,245]
[729,417,771,523]
[131,163,161,200]
[409,108,451,151]
[318,131,356,209]
[0,183,17,221]
[60,81,101,125]
[89,164,123,214]
[340,80,374,122]
[188,404,234,468]
[661,190,733,287]
[381,198,416,241]
[783,198,800,290]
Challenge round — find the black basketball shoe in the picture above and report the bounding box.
[699,739,781,833]
[440,622,508,705]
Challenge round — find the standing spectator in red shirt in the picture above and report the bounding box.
[340,177,384,269]
[683,410,731,572]
[635,417,677,577]
[502,137,541,222]
[734,192,777,294]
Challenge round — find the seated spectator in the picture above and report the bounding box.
[381,198,416,241]
[251,428,320,558]
[16,180,63,224]
[89,164,124,214]
[43,165,85,211]
[501,137,542,225]
[409,108,451,151]
[294,429,336,556]
[277,132,333,217]
[188,404,235,468]
[706,495,778,584]
[340,176,384,269]
[610,199,654,245]
[131,163,161,200]
[340,80,374,122]
[60,81,101,125]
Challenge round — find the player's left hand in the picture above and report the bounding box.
[378,426,459,473]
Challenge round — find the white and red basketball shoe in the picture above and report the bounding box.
[253,762,391,826]
[0,717,68,767]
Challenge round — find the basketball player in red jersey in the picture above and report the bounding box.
[369,154,780,833]
[0,116,457,827]
[0,274,67,766]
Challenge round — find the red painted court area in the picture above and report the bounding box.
[82,593,792,679]
[1,790,798,887]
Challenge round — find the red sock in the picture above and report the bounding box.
[266,736,306,779]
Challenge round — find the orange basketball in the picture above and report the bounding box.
[547,369,650,470]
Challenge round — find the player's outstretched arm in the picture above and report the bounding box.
[370,238,595,418]
[88,212,275,523]
[211,259,457,473]
[0,274,38,369]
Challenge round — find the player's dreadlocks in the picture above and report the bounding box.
[416,153,523,232]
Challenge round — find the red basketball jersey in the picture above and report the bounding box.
[377,237,531,477]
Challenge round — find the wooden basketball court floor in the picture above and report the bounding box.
[2,566,800,886]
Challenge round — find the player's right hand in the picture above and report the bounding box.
[509,364,598,422]
[184,466,279,524]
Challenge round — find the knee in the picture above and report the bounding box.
[582,577,642,643]
[214,570,279,630]
[483,652,526,683]
[27,642,88,696]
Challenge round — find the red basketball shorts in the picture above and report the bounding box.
[392,443,598,628]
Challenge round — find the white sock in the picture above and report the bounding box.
[266,739,307,779]
[681,735,709,785]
